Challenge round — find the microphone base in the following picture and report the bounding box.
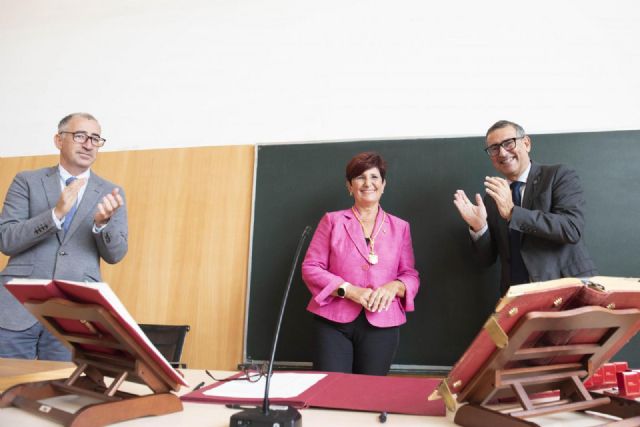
[229,406,302,427]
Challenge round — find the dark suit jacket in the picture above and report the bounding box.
[0,166,128,330]
[473,162,597,295]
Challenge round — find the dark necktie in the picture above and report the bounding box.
[63,177,78,234]
[509,181,529,285]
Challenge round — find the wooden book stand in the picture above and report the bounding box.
[0,298,183,427]
[454,306,640,427]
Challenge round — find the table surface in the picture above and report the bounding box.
[0,359,621,426]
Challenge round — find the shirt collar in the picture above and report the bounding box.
[512,162,531,184]
[58,165,90,183]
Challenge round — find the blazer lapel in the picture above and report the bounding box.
[344,211,370,262]
[522,162,541,210]
[42,167,64,242]
[42,167,61,210]
[64,174,103,241]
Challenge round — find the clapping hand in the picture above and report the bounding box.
[483,176,514,220]
[453,189,487,231]
[94,188,124,227]
[54,178,87,220]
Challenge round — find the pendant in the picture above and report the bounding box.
[368,253,378,265]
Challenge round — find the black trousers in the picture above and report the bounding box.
[312,311,399,376]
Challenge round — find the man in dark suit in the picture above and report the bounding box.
[0,112,128,360]
[453,120,597,295]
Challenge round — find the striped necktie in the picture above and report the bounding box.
[63,177,78,234]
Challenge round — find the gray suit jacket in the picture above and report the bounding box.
[0,166,128,330]
[473,162,597,295]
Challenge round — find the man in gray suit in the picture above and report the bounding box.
[453,120,597,295]
[0,112,128,360]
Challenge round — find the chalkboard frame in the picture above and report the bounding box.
[244,130,640,373]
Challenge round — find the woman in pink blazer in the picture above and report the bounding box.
[302,152,420,375]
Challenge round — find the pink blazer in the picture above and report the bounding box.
[301,208,420,327]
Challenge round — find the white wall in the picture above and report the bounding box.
[1,0,638,157]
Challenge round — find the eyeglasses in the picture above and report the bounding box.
[484,136,524,157]
[205,363,268,383]
[59,131,106,147]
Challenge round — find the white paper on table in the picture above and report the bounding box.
[204,373,327,399]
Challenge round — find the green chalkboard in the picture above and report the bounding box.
[246,130,640,372]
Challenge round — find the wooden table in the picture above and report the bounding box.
[0,358,75,392]
[0,359,621,426]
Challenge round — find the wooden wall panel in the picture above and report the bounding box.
[0,145,254,369]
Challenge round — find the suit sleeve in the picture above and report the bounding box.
[396,222,420,312]
[470,194,499,268]
[0,173,58,256]
[301,213,346,306]
[510,166,586,244]
[92,187,128,264]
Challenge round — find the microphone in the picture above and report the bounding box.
[230,226,312,427]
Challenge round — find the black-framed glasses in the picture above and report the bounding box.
[205,363,268,383]
[484,136,524,157]
[59,131,106,147]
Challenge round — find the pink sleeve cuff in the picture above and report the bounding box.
[398,275,419,312]
[313,278,345,306]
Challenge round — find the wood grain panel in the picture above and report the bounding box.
[0,145,254,370]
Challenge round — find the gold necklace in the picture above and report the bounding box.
[351,206,386,265]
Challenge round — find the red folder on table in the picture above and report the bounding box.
[182,371,445,416]
[2,278,187,426]
[439,276,640,401]
[429,275,640,417]
[5,278,188,388]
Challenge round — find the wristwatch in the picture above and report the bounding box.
[337,283,350,298]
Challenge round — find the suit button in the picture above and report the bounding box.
[59,251,67,256]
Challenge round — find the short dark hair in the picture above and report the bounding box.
[345,152,387,182]
[486,120,526,139]
[58,112,99,132]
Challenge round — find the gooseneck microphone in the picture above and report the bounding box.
[230,226,312,427]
